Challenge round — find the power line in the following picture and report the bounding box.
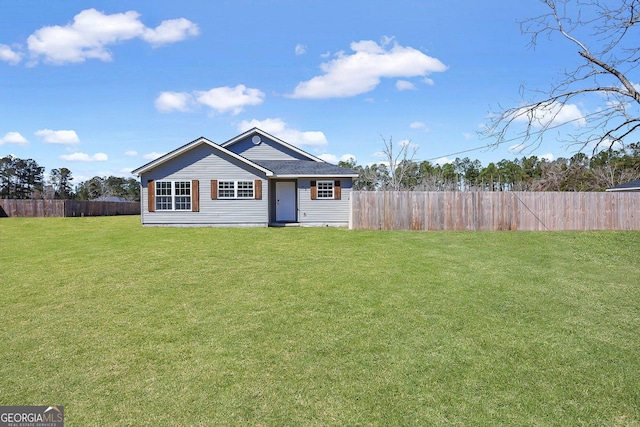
[418,107,621,163]
[423,145,492,162]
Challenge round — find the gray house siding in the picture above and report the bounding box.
[297,178,352,226]
[140,144,268,226]
[133,130,357,227]
[226,136,309,161]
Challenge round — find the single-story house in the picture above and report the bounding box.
[606,178,640,192]
[132,128,359,227]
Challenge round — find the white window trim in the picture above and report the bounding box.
[316,180,334,199]
[218,181,235,199]
[218,180,254,199]
[155,180,191,211]
[236,180,255,199]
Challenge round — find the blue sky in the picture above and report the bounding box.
[0,0,594,182]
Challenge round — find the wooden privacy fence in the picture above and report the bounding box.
[350,191,640,231]
[0,199,140,218]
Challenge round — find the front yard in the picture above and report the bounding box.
[1,217,638,425]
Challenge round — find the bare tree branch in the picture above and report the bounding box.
[380,135,418,191]
[485,0,640,153]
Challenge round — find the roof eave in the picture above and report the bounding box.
[222,127,325,163]
[272,174,360,179]
[606,187,640,192]
[132,136,274,177]
[132,137,212,176]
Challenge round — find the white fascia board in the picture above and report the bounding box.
[132,137,212,176]
[222,127,325,163]
[606,187,640,192]
[132,137,273,176]
[273,174,359,179]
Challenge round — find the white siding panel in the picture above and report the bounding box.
[297,178,352,226]
[140,144,268,226]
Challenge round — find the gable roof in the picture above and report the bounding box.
[131,136,274,177]
[132,130,359,178]
[606,178,640,192]
[221,128,324,162]
[254,160,358,177]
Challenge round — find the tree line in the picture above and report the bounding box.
[0,155,140,201]
[339,143,640,192]
[3,143,639,200]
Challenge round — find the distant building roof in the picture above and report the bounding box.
[606,179,640,192]
[93,196,132,202]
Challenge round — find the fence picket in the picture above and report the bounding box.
[350,191,640,231]
[0,200,140,217]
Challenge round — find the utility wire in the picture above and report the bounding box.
[418,108,618,164]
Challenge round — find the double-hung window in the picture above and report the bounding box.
[236,181,254,198]
[155,181,191,210]
[218,180,254,199]
[218,181,235,199]
[310,180,341,200]
[316,180,334,199]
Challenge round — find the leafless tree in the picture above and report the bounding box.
[590,161,638,188]
[379,135,418,191]
[485,0,640,153]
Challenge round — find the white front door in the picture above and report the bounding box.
[275,181,296,222]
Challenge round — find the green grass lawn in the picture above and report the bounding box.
[1,217,639,426]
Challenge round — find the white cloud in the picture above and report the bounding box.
[155,91,193,112]
[434,156,453,165]
[0,132,28,145]
[509,144,557,159]
[59,152,108,162]
[318,153,356,164]
[605,99,630,111]
[513,102,586,128]
[237,118,328,147]
[156,85,265,114]
[410,121,426,130]
[295,44,307,56]
[508,143,526,154]
[35,129,80,144]
[0,44,22,65]
[143,152,166,160]
[26,8,198,65]
[399,139,413,147]
[462,132,474,140]
[289,38,447,99]
[396,80,416,91]
[141,18,199,46]
[124,150,138,156]
[398,139,420,153]
[586,137,623,153]
[195,85,265,115]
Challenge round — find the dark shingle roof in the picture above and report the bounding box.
[607,178,640,191]
[253,160,358,176]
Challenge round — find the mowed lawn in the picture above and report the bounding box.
[1,217,639,426]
